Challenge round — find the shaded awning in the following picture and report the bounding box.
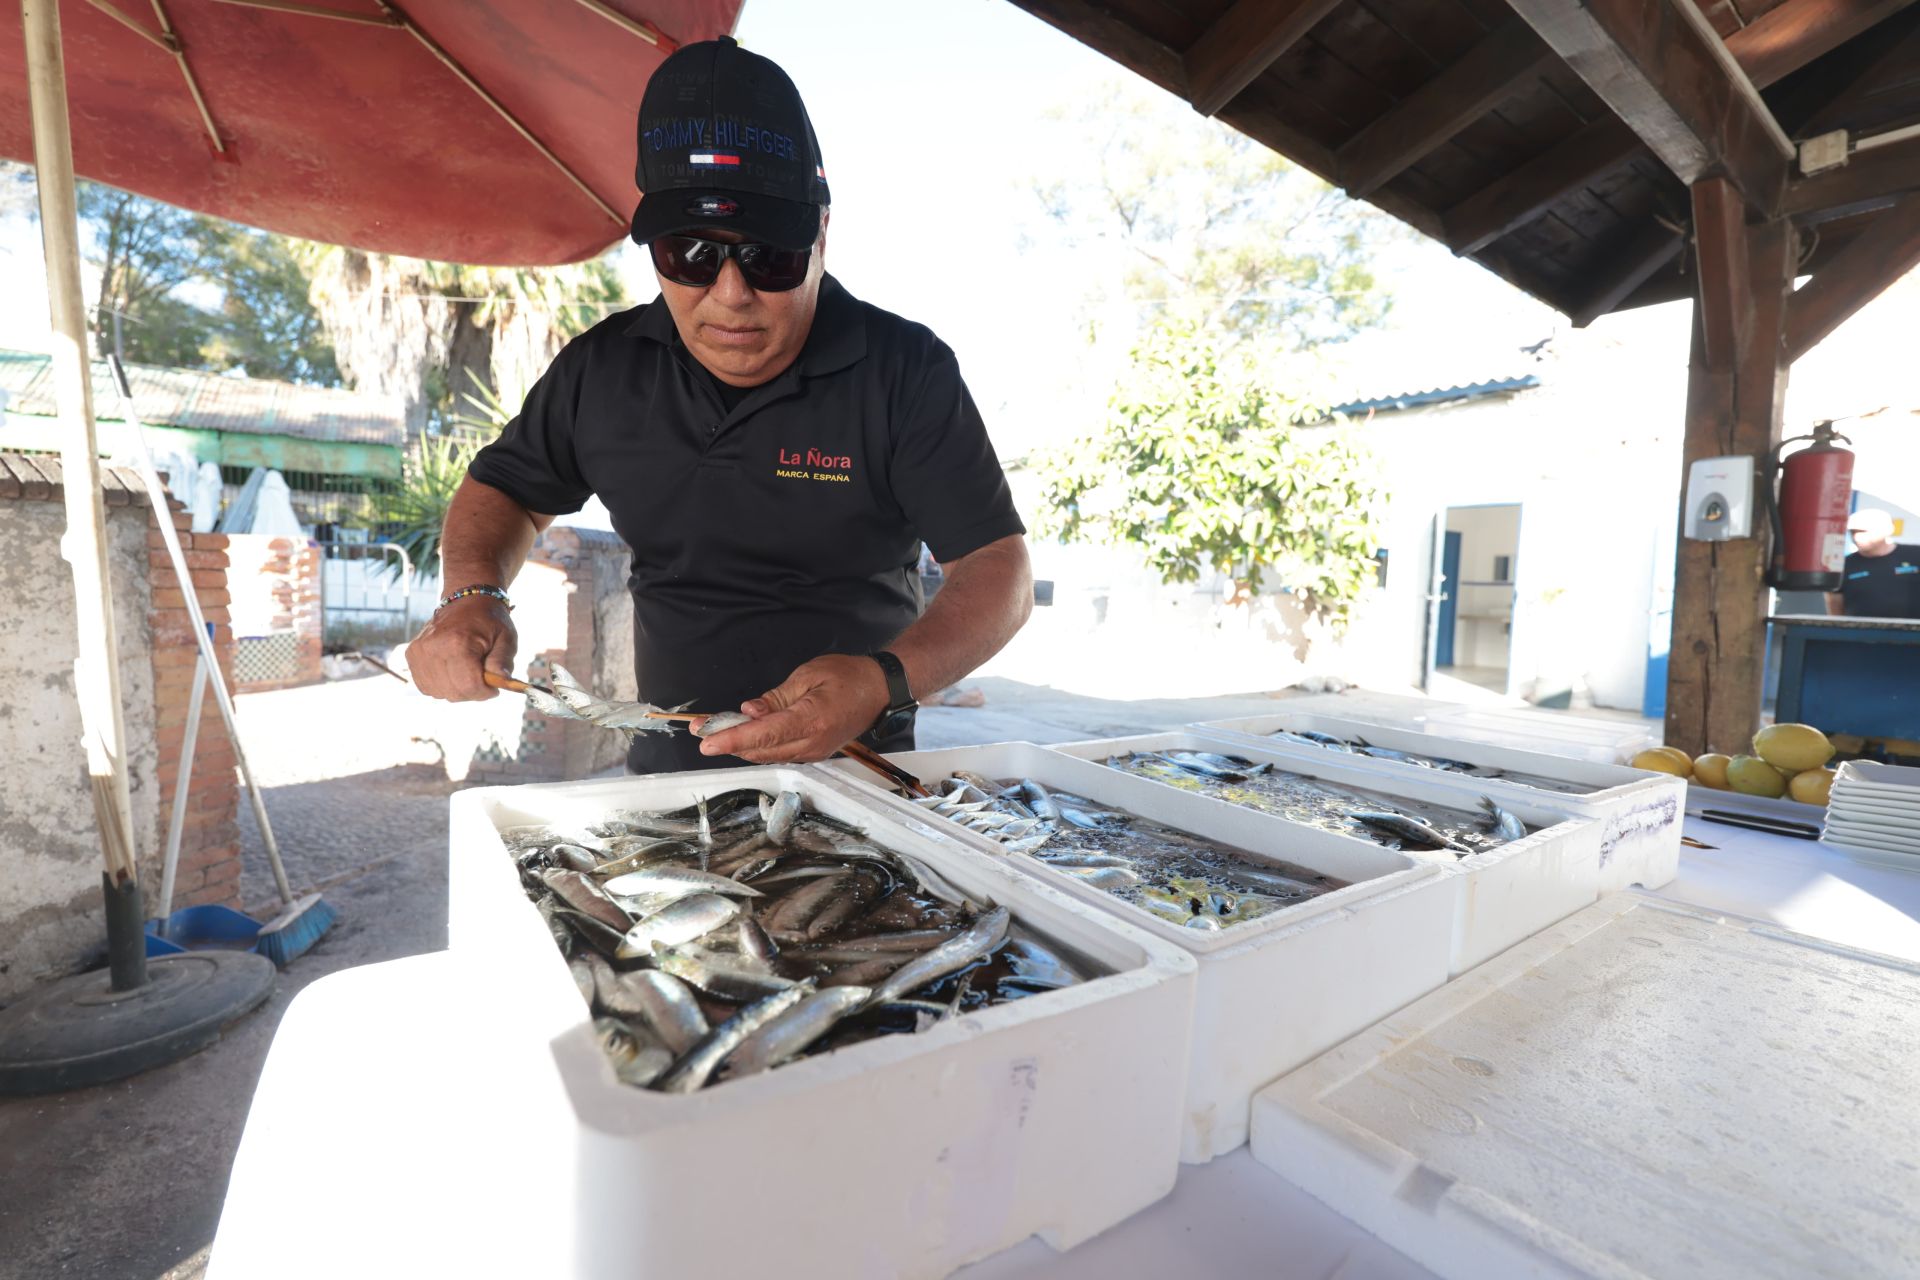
[0,0,742,265]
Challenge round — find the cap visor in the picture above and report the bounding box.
[631,190,820,251]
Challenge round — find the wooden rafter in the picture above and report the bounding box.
[1003,0,1189,95]
[1335,19,1555,197]
[1784,195,1920,359]
[1782,135,1920,220]
[1442,117,1644,255]
[1722,0,1919,90]
[1184,0,1344,117]
[1568,221,1685,326]
[1505,0,1792,210]
[1799,11,1920,135]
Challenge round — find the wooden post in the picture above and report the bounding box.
[1664,177,1794,757]
[22,0,142,891]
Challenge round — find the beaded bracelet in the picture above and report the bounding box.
[438,584,512,612]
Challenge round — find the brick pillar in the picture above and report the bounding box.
[148,499,243,911]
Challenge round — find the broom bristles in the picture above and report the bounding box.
[255,894,337,968]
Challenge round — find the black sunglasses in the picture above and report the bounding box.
[649,234,813,293]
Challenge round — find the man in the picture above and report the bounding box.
[1826,508,1920,619]
[408,38,1032,771]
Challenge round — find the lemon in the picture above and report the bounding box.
[1631,747,1692,777]
[1753,723,1835,773]
[1788,767,1835,806]
[1692,754,1731,789]
[1727,755,1789,798]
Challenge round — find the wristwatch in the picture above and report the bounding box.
[868,650,917,738]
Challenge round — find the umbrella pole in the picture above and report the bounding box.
[2,6,275,1098]
[23,0,144,990]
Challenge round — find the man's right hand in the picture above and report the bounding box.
[408,595,518,701]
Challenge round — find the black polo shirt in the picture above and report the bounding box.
[1839,546,1920,619]
[467,274,1024,770]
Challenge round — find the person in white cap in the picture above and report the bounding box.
[1826,508,1920,618]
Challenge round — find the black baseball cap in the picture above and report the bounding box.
[631,37,830,252]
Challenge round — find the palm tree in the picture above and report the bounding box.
[301,245,625,440]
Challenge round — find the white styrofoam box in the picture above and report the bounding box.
[446,766,1198,1280]
[1249,892,1920,1280]
[1042,731,1610,976]
[815,742,1455,1163]
[1414,704,1658,763]
[1192,711,1686,895]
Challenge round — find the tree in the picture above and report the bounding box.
[1029,82,1401,349]
[1033,317,1383,633]
[201,226,340,384]
[302,247,624,438]
[0,160,34,219]
[77,181,223,363]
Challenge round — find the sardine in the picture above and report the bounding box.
[597,968,709,1056]
[1346,810,1472,855]
[866,907,1010,1007]
[693,710,754,739]
[804,867,889,938]
[1055,865,1141,891]
[720,986,872,1079]
[614,894,742,959]
[765,790,801,844]
[596,1018,675,1088]
[1480,796,1528,843]
[1042,851,1133,868]
[600,866,765,900]
[657,980,817,1093]
[590,838,701,878]
[1017,780,1061,822]
[549,843,600,874]
[737,915,780,968]
[761,872,852,934]
[541,868,633,932]
[652,943,798,1003]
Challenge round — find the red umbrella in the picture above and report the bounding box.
[0,0,738,1091]
[1,0,740,265]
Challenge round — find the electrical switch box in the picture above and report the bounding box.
[1684,455,1755,541]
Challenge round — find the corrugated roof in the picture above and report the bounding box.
[0,348,404,447]
[1334,375,1542,417]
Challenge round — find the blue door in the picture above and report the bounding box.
[1435,531,1462,668]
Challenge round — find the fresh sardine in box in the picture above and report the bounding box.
[446,766,1197,1279]
[1049,731,1612,976]
[1190,711,1684,896]
[816,744,1456,1163]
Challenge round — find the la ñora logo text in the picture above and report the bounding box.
[779,447,852,470]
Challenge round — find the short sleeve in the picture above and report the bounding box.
[888,344,1026,563]
[466,340,593,516]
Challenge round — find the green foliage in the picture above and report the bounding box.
[1034,317,1383,632]
[373,426,489,578]
[200,226,340,384]
[1030,82,1402,349]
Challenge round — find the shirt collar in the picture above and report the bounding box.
[623,274,867,380]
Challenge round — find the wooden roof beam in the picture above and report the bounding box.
[1184,0,1345,117]
[1784,194,1920,360]
[1506,0,1793,210]
[1566,219,1686,327]
[1799,11,1920,135]
[1442,116,1645,255]
[1335,19,1556,197]
[1721,0,1919,90]
[1782,135,1920,220]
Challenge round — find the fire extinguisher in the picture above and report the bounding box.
[1765,420,1855,591]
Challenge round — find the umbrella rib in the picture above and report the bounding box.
[566,0,678,52]
[147,0,225,153]
[208,0,401,26]
[82,0,175,54]
[383,3,624,225]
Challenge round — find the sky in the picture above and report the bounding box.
[1,0,1908,451]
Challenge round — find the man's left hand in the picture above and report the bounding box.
[698,654,890,764]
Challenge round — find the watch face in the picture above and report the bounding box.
[877,706,916,738]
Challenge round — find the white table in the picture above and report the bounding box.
[211,818,1920,1280]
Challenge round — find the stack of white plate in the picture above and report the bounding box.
[1819,761,1920,865]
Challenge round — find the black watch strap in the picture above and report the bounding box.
[870,650,914,710]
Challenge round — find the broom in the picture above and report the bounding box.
[108,356,335,966]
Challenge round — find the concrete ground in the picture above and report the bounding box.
[0,669,1626,1279]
